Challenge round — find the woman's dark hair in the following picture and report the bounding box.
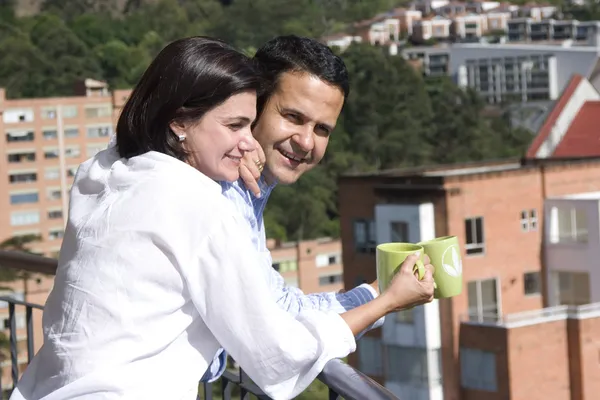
[116,36,261,160]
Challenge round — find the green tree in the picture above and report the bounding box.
[0,234,42,298]
[341,43,434,169]
[29,13,102,95]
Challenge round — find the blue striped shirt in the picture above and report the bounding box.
[200,177,383,382]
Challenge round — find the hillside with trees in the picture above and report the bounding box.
[0,0,534,240]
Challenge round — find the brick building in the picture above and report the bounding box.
[0,80,131,257]
[339,156,600,400]
[267,237,344,294]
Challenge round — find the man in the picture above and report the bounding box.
[201,35,384,382]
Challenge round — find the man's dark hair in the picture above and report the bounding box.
[117,36,261,161]
[253,35,349,117]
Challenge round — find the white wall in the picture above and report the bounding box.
[375,203,443,400]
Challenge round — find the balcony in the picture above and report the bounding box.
[0,250,397,400]
[544,193,600,307]
[459,304,600,399]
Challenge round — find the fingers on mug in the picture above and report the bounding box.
[413,260,438,289]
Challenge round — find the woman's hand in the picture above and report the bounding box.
[239,138,266,197]
[379,253,435,313]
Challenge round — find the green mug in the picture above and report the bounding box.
[376,243,426,294]
[418,236,463,298]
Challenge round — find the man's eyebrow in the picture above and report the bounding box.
[280,107,334,131]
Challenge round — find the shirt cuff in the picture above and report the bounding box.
[359,283,379,299]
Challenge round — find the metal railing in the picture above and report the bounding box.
[0,250,399,400]
[461,302,600,329]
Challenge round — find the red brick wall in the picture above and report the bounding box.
[569,318,600,400]
[507,321,571,400]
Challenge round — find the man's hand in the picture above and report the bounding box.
[379,253,435,313]
[369,254,430,296]
[239,138,266,197]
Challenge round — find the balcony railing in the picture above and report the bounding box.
[461,302,600,329]
[0,250,398,400]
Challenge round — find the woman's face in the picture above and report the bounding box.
[171,91,257,182]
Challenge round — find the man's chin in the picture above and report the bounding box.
[268,168,302,186]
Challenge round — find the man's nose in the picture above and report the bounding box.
[291,126,314,152]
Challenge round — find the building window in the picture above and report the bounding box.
[395,309,414,324]
[3,109,34,124]
[316,253,340,267]
[553,271,590,306]
[85,105,112,118]
[41,108,57,119]
[63,106,78,118]
[521,209,538,232]
[44,168,60,180]
[467,278,499,323]
[520,210,529,232]
[529,209,538,230]
[48,228,65,240]
[10,211,40,226]
[465,217,484,255]
[10,192,39,205]
[65,146,81,158]
[7,151,35,163]
[390,221,409,242]
[550,207,587,244]
[386,346,441,385]
[44,149,59,159]
[319,273,343,286]
[354,219,376,253]
[43,130,58,140]
[87,125,112,138]
[272,259,297,273]
[358,337,383,376]
[460,347,497,391]
[524,272,541,296]
[65,128,79,138]
[47,188,61,201]
[47,209,63,219]
[9,172,37,184]
[6,130,34,142]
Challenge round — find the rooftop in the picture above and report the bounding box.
[341,156,600,182]
[553,101,600,158]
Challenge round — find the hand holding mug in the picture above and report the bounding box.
[381,253,435,312]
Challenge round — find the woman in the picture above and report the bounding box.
[11,37,434,400]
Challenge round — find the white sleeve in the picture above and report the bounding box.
[182,213,356,400]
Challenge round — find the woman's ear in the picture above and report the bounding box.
[169,120,186,136]
[169,121,188,142]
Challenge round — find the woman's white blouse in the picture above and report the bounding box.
[10,149,355,400]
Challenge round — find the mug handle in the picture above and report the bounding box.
[413,259,438,289]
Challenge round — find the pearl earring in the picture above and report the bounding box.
[178,134,186,142]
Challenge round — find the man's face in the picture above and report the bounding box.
[252,71,345,185]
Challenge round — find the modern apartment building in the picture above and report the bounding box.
[267,237,344,294]
[507,19,600,44]
[0,80,131,256]
[451,43,600,104]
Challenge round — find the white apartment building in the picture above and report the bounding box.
[451,43,600,104]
